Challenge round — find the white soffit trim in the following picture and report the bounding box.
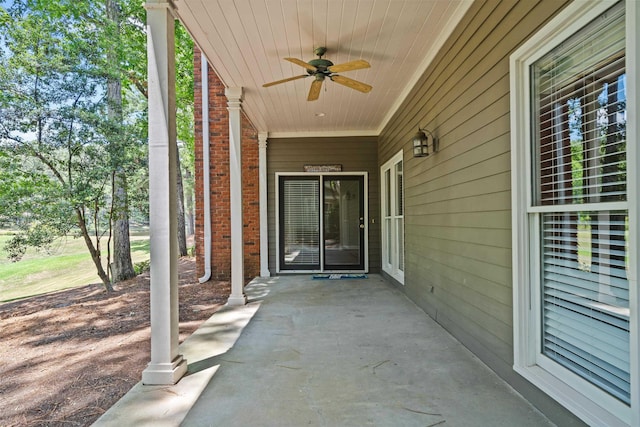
[267,130,379,139]
[376,1,473,135]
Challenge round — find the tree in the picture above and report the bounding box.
[105,0,136,281]
[0,1,145,291]
[0,5,114,290]
[176,144,188,256]
[0,0,195,292]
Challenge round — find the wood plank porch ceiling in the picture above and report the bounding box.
[174,0,471,138]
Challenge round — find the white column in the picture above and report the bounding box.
[258,132,270,277]
[141,1,187,385]
[226,87,247,306]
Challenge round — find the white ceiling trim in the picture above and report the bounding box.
[267,130,380,140]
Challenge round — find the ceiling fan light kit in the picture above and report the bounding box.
[263,47,372,101]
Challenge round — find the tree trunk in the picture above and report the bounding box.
[112,170,136,281]
[184,168,195,237]
[107,0,135,282]
[76,208,114,292]
[177,144,188,257]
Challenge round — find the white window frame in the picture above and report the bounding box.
[381,150,404,284]
[510,1,639,426]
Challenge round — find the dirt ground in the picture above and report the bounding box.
[0,257,230,427]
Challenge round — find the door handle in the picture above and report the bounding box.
[359,224,365,229]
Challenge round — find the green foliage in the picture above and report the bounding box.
[175,23,195,164]
[0,150,75,258]
[4,234,27,262]
[2,223,60,262]
[0,0,143,276]
[0,30,106,250]
[133,259,150,275]
[0,6,9,26]
[0,0,194,279]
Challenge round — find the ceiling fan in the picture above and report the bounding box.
[263,47,372,101]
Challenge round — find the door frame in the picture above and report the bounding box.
[275,172,368,274]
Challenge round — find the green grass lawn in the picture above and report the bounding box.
[0,231,150,302]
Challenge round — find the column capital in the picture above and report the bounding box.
[258,132,268,149]
[225,87,244,105]
[144,0,177,17]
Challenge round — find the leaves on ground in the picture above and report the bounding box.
[0,257,229,427]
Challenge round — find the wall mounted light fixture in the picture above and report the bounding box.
[412,127,438,158]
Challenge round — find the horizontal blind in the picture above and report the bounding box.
[532,1,626,207]
[531,1,630,405]
[395,162,403,216]
[282,179,319,267]
[396,217,404,272]
[542,212,629,403]
[395,162,404,272]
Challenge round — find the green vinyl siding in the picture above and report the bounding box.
[378,0,584,425]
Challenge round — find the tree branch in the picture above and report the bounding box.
[66,92,84,189]
[127,71,147,99]
[30,148,67,187]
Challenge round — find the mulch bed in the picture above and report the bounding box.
[0,257,230,427]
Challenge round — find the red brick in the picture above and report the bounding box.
[194,47,261,281]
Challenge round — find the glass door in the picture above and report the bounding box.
[322,176,365,270]
[278,174,366,272]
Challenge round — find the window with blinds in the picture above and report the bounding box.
[542,211,629,403]
[280,178,320,269]
[530,1,629,404]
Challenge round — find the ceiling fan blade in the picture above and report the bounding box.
[330,75,372,93]
[327,59,371,73]
[263,74,308,88]
[284,57,317,72]
[307,78,323,101]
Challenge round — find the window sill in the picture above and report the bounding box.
[514,364,630,427]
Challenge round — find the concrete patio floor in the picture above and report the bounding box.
[95,274,555,427]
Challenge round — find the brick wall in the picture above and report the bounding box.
[194,46,260,282]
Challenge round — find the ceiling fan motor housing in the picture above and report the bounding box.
[308,58,334,75]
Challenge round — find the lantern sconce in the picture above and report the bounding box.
[412,127,439,158]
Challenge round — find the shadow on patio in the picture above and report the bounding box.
[94,275,554,427]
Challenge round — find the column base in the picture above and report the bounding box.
[227,294,247,306]
[142,354,188,385]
